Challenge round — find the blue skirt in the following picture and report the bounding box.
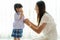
[11,29,23,38]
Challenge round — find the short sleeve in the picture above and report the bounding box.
[39,14,50,26]
[24,16,26,19]
[14,13,20,21]
[23,16,27,21]
[41,15,49,23]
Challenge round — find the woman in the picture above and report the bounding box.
[24,1,57,40]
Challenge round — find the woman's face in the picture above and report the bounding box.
[35,5,39,14]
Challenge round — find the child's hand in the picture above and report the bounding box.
[20,10,23,14]
[19,12,24,19]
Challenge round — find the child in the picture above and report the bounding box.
[11,3,25,40]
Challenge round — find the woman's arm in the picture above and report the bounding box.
[24,19,46,34]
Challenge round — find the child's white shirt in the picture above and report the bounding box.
[13,13,25,29]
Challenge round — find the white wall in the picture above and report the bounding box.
[0,0,59,39]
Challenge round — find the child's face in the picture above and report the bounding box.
[16,8,23,13]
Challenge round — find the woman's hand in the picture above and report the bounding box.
[24,19,31,26]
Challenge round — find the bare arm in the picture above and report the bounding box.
[24,19,46,34]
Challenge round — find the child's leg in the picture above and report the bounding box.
[17,38,20,40]
[14,38,17,40]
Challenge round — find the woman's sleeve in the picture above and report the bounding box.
[42,16,49,23]
[39,14,54,34]
[39,15,49,26]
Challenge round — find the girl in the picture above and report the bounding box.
[11,3,24,40]
[24,1,57,40]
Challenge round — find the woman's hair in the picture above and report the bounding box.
[14,3,23,12]
[36,1,46,26]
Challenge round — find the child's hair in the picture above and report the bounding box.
[14,3,23,12]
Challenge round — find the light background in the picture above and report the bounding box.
[0,0,59,40]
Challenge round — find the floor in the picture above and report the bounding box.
[0,36,60,40]
[0,38,60,40]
